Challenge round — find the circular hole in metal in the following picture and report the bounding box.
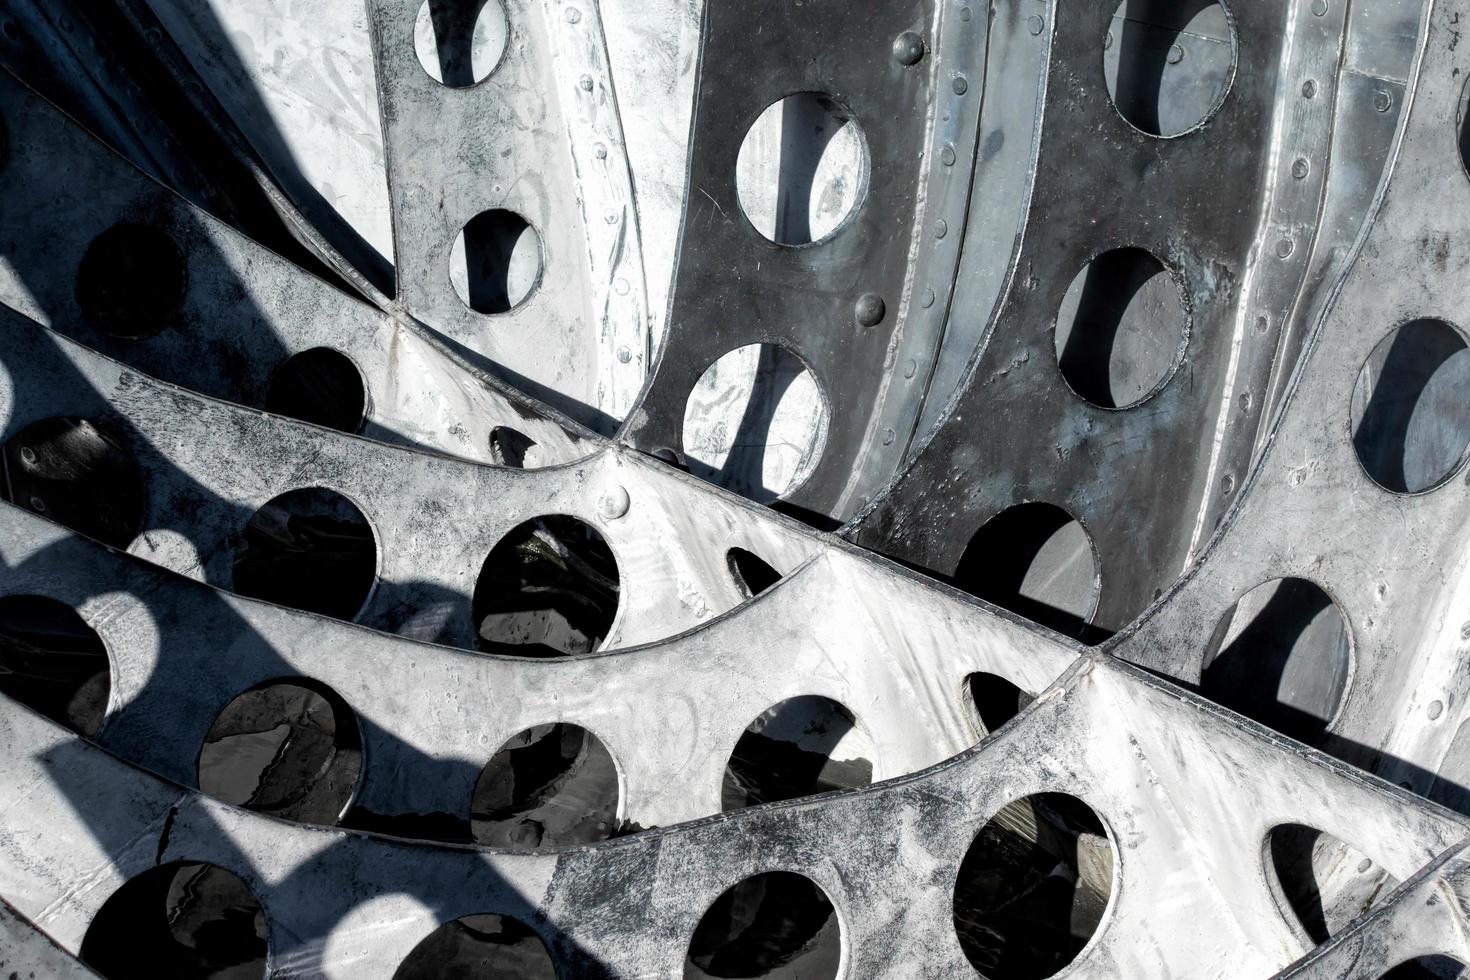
[963,671,1034,741]
[726,547,782,600]
[449,209,543,314]
[1054,247,1186,408]
[2,416,146,549]
[1103,0,1236,137]
[0,594,109,736]
[1380,957,1469,979]
[1202,578,1350,745]
[1267,824,1397,946]
[394,913,556,979]
[232,487,377,621]
[75,222,187,340]
[953,793,1114,978]
[263,348,366,434]
[954,503,1100,642]
[489,425,539,467]
[81,862,267,979]
[413,0,509,87]
[735,93,869,246]
[685,871,841,980]
[682,344,828,503]
[721,695,873,812]
[474,515,619,657]
[1350,318,1470,494]
[470,722,620,847]
[197,678,362,825]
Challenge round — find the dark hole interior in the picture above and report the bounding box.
[1381,956,1470,979]
[423,0,502,89]
[1268,823,1397,946]
[965,671,1034,738]
[684,871,841,980]
[2,416,147,549]
[470,722,621,848]
[394,912,556,979]
[80,862,267,980]
[726,548,782,599]
[1105,0,1233,138]
[473,515,620,657]
[197,679,361,825]
[263,348,366,434]
[75,222,188,341]
[953,502,1099,643]
[953,793,1113,979]
[721,695,872,812]
[1350,318,1470,494]
[489,426,537,468]
[0,593,109,736]
[1200,578,1350,745]
[458,208,537,315]
[231,487,377,621]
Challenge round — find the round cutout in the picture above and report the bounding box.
[954,503,1100,642]
[964,672,1034,740]
[953,793,1114,978]
[1381,957,1468,979]
[2,416,147,549]
[1350,318,1470,493]
[1201,578,1350,745]
[264,348,367,434]
[81,862,267,979]
[474,515,620,657]
[197,679,362,825]
[489,426,539,468]
[726,548,782,600]
[1267,823,1396,945]
[685,871,841,980]
[413,0,509,87]
[1103,0,1236,137]
[1054,247,1186,408]
[682,344,828,503]
[394,913,556,979]
[722,695,873,812]
[76,223,187,340]
[231,487,378,622]
[470,722,620,847]
[735,93,868,246]
[449,209,543,314]
[0,594,109,736]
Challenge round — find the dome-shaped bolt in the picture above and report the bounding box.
[598,485,630,521]
[855,293,886,328]
[1373,90,1393,113]
[892,31,925,66]
[1291,158,1310,180]
[29,496,46,513]
[952,75,968,95]
[18,446,36,465]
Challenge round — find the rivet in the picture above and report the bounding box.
[579,75,593,91]
[1356,858,1373,873]
[892,31,925,66]
[904,359,918,379]
[593,143,607,160]
[1311,0,1328,14]
[564,7,581,23]
[941,143,957,166]
[29,496,45,513]
[1255,314,1270,334]
[1430,699,1445,720]
[1221,474,1235,495]
[952,75,968,96]
[1027,14,1043,35]
[598,485,630,520]
[1276,237,1294,259]
[921,287,936,309]
[1238,391,1252,413]
[935,219,949,239]
[18,446,36,465]
[1291,158,1310,180]
[855,293,887,328]
[614,277,630,296]
[616,346,632,364]
[882,428,896,446]
[1373,90,1393,113]
[961,6,972,22]
[1167,44,1184,65]
[1301,79,1317,99]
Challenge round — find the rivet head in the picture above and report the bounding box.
[1291,158,1310,180]
[892,31,925,66]
[1311,0,1328,15]
[934,219,949,240]
[1027,14,1043,35]
[1356,858,1373,873]
[1429,699,1445,720]
[952,75,968,95]
[593,143,607,160]
[1373,90,1393,113]
[855,293,887,328]
[616,346,632,364]
[18,446,36,465]
[904,359,918,379]
[1301,79,1317,99]
[1221,474,1235,495]
[882,428,896,446]
[1276,237,1295,259]
[579,75,593,92]
[1166,44,1184,65]
[921,288,936,309]
[29,496,46,513]
[564,7,581,23]
[941,143,957,167]
[598,485,630,521]
[1255,314,1270,334]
